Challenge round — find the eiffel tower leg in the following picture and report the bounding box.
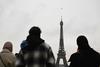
[63,57,68,67]
[56,57,60,67]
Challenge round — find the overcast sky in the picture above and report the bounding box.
[0,0,100,61]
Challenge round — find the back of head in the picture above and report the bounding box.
[29,26,41,37]
[27,26,42,44]
[3,41,13,52]
[77,35,90,50]
[25,26,44,51]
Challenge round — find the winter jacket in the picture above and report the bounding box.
[0,49,16,67]
[16,40,55,67]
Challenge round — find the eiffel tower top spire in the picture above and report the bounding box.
[59,16,64,50]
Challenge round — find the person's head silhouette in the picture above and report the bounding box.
[25,26,43,50]
[29,26,41,37]
[77,35,90,50]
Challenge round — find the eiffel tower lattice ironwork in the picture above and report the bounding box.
[56,18,68,67]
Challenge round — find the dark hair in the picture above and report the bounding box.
[77,35,90,50]
[29,26,41,36]
[77,35,100,60]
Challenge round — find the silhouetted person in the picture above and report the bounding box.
[0,41,16,67]
[16,26,55,67]
[69,35,100,67]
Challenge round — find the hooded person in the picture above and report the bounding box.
[0,41,16,67]
[16,26,55,67]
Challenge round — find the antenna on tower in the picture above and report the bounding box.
[61,16,63,22]
[60,8,63,22]
[60,8,63,16]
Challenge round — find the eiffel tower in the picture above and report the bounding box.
[56,18,68,67]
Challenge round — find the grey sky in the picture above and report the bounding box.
[0,0,100,60]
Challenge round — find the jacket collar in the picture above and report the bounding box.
[1,49,11,53]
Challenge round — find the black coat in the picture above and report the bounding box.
[69,49,100,67]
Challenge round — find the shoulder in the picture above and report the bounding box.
[70,52,80,57]
[1,49,11,54]
[41,42,51,49]
[40,42,53,53]
[69,52,80,62]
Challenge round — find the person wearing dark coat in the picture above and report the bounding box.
[16,26,55,67]
[69,35,100,67]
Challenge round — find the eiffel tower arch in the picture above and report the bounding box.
[56,18,68,67]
